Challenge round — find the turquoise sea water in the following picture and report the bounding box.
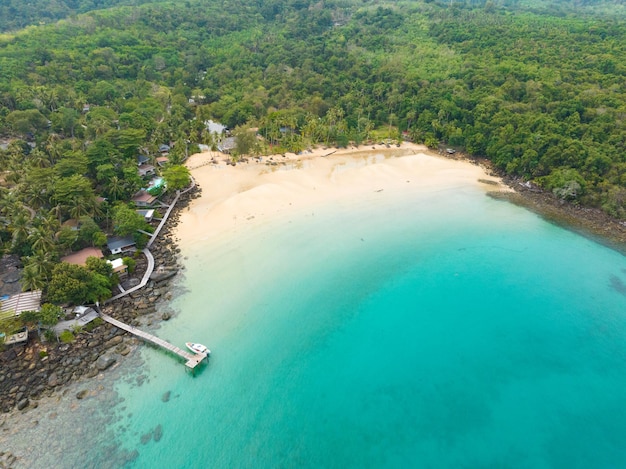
[6,178,626,468]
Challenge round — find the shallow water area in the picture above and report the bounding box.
[4,150,626,468]
[0,350,146,468]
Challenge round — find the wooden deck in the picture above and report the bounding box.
[99,313,207,371]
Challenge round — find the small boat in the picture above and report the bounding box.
[186,342,211,355]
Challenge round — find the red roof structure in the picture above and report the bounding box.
[60,247,104,266]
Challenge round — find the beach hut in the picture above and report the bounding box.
[131,190,157,207]
[218,136,237,154]
[107,258,128,274]
[138,164,156,177]
[106,236,136,255]
[136,154,150,166]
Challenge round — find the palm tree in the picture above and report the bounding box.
[28,226,56,253]
[68,196,90,220]
[89,197,104,220]
[21,264,45,292]
[106,175,125,202]
[28,249,56,277]
[38,213,60,234]
[20,181,50,211]
[28,148,51,168]
[49,204,63,223]
[10,212,31,251]
[45,134,64,165]
[0,189,18,217]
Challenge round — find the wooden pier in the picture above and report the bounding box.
[99,313,207,372]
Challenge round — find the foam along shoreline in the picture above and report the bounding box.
[178,142,510,247]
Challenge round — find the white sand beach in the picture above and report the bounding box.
[178,143,510,247]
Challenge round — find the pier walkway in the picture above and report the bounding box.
[105,176,196,304]
[99,313,207,371]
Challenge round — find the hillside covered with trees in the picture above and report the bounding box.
[0,0,160,32]
[1,0,626,305]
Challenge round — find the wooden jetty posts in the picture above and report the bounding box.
[99,313,208,372]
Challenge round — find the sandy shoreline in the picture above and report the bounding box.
[178,143,509,248]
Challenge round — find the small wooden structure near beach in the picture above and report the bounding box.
[99,312,208,373]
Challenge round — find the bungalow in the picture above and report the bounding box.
[0,290,42,321]
[138,163,156,177]
[218,136,237,154]
[107,258,127,274]
[205,120,227,135]
[60,247,104,266]
[136,209,155,222]
[159,144,170,154]
[136,154,150,166]
[156,156,169,167]
[131,190,156,207]
[106,236,136,255]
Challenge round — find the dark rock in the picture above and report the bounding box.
[161,391,171,403]
[123,278,141,289]
[150,270,177,282]
[140,431,152,444]
[16,398,29,410]
[105,336,123,348]
[161,312,171,321]
[3,271,20,284]
[2,348,18,362]
[76,389,89,399]
[95,355,116,371]
[153,424,163,442]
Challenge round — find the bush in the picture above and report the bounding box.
[59,330,75,343]
[83,317,104,332]
[122,256,136,274]
[43,329,56,342]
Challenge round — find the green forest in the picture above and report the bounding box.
[1,0,626,303]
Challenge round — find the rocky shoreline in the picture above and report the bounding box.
[0,185,201,420]
[494,176,626,254]
[445,150,626,254]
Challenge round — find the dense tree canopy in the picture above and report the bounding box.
[162,165,190,191]
[47,260,115,304]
